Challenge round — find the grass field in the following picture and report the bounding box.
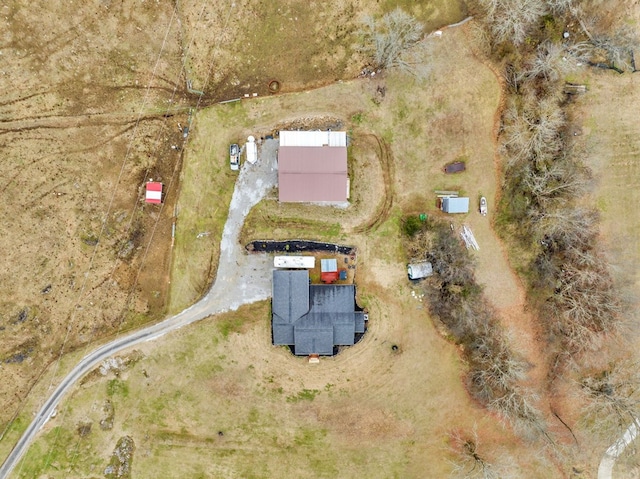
[0,0,467,439]
[13,298,516,479]
[10,0,640,476]
[579,70,640,318]
[0,0,189,434]
[569,65,640,474]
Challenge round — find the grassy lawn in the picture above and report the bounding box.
[166,104,244,314]
[12,298,501,479]
[179,0,467,95]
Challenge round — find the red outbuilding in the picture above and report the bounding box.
[145,181,163,204]
[321,258,339,284]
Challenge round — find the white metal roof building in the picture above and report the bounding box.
[320,258,338,272]
[279,131,347,147]
[441,197,470,214]
[407,261,433,280]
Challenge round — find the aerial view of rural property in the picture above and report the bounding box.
[2,0,640,478]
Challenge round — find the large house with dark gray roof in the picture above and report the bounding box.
[272,270,366,355]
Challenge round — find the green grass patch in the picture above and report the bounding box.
[216,301,267,340]
[106,379,129,398]
[217,317,244,339]
[16,425,102,479]
[286,389,321,403]
[241,200,343,244]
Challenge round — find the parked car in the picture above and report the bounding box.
[229,143,240,171]
[479,196,487,216]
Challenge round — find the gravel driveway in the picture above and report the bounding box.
[203,138,279,311]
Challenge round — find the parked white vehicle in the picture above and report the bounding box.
[479,196,487,216]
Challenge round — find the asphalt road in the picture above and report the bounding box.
[598,418,640,479]
[0,145,278,478]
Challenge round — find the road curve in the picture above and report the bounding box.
[598,418,640,479]
[0,149,278,479]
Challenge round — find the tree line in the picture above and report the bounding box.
[366,1,640,474]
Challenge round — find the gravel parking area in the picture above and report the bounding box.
[203,138,280,311]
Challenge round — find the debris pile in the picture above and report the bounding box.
[104,435,135,479]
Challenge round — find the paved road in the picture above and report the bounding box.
[598,418,640,479]
[0,144,278,479]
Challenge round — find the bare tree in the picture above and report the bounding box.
[501,95,565,165]
[589,27,639,71]
[519,41,581,82]
[580,360,640,443]
[521,155,590,206]
[490,388,548,441]
[475,0,547,45]
[546,0,577,15]
[359,8,429,76]
[563,9,640,72]
[552,258,620,349]
[449,429,507,479]
[533,206,599,251]
[468,323,528,401]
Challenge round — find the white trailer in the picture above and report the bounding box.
[274,256,315,269]
[246,135,258,164]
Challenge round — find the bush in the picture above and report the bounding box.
[402,215,423,237]
[359,8,431,78]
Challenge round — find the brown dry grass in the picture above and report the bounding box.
[564,55,640,472]
[0,0,187,437]
[0,0,465,444]
[10,25,560,478]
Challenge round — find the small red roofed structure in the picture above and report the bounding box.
[145,181,163,204]
[321,258,339,283]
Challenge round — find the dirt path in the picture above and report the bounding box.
[470,215,546,385]
[351,134,394,234]
[461,20,553,426]
[598,420,640,479]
